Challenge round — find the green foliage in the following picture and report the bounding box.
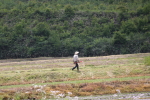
[137,4,150,15]
[141,42,150,53]
[33,22,50,37]
[92,38,113,56]
[121,20,137,34]
[0,9,8,17]
[142,4,150,14]
[117,5,130,22]
[113,32,127,45]
[64,4,75,18]
[133,16,149,32]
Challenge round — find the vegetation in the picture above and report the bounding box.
[0,0,150,59]
[0,53,150,99]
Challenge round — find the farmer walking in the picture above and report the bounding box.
[72,51,80,72]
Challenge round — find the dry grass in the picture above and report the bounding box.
[0,53,150,99]
[1,79,150,99]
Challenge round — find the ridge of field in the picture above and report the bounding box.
[1,75,150,90]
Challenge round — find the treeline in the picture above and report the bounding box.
[0,0,150,59]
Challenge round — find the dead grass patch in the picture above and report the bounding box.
[0,79,150,99]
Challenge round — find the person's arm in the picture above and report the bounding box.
[76,55,80,63]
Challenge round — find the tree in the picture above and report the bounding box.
[113,32,127,54]
[64,4,75,18]
[117,6,129,21]
[33,22,50,37]
[92,38,113,56]
[113,32,127,45]
[121,20,137,34]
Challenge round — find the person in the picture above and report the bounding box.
[72,51,80,72]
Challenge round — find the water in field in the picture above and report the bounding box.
[63,92,150,100]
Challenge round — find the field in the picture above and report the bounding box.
[0,53,150,99]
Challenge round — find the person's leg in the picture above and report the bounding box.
[72,63,77,70]
[76,63,79,71]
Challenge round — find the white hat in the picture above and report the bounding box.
[75,51,79,55]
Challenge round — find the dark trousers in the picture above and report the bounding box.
[72,63,79,71]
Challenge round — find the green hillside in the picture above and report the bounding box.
[0,0,150,58]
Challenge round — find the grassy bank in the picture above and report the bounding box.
[0,53,150,99]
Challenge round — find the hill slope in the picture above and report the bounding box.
[0,0,150,58]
